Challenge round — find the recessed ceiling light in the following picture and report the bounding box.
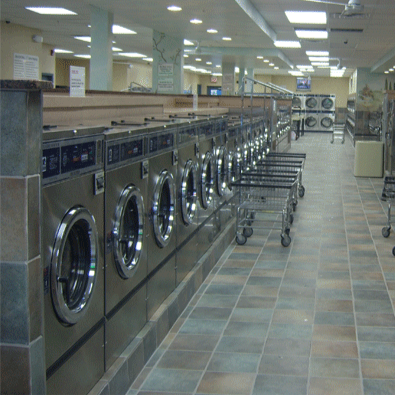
[297,65,312,69]
[112,47,122,52]
[306,51,329,56]
[119,53,147,58]
[390,68,394,72]
[257,56,264,59]
[309,57,329,62]
[25,7,77,15]
[74,36,91,42]
[143,57,153,62]
[184,54,189,58]
[206,61,212,65]
[216,65,221,68]
[207,29,218,34]
[288,71,304,76]
[222,37,232,41]
[212,73,222,76]
[196,58,202,62]
[311,62,329,66]
[184,39,195,46]
[235,67,240,73]
[74,54,91,59]
[274,67,279,70]
[269,63,275,67]
[285,11,326,24]
[167,5,182,11]
[274,41,301,48]
[295,30,328,39]
[385,71,390,74]
[112,25,136,34]
[264,59,270,63]
[190,18,202,24]
[54,49,74,53]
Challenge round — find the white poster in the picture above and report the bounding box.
[158,77,174,93]
[70,66,85,97]
[13,53,39,80]
[158,63,174,76]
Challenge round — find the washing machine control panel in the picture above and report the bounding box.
[147,132,175,155]
[42,136,104,185]
[106,137,144,169]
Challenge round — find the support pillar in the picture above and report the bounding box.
[0,80,52,394]
[152,30,184,94]
[246,68,255,93]
[222,62,236,96]
[90,6,113,91]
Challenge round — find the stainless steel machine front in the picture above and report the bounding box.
[42,126,105,395]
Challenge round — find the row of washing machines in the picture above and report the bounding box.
[41,114,267,395]
[292,94,336,133]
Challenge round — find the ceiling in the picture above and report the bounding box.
[2,0,395,78]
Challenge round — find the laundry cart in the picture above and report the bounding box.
[381,176,395,255]
[232,171,299,247]
[331,123,345,144]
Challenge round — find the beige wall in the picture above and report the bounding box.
[127,62,152,90]
[56,58,91,89]
[0,22,56,81]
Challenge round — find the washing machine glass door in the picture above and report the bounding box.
[153,170,175,247]
[227,151,238,191]
[306,97,318,109]
[322,98,334,110]
[181,160,197,225]
[216,146,228,196]
[321,117,333,129]
[113,185,145,279]
[292,97,302,107]
[242,143,250,169]
[51,207,98,325]
[306,116,317,128]
[201,152,214,209]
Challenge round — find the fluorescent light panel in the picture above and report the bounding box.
[119,52,146,58]
[295,30,328,39]
[184,39,195,46]
[309,57,329,62]
[285,11,326,24]
[306,50,329,56]
[143,58,153,62]
[289,71,304,76]
[312,62,329,66]
[274,40,301,48]
[212,73,222,76]
[222,37,232,41]
[74,54,91,58]
[54,49,73,53]
[112,47,122,51]
[207,29,218,33]
[167,5,182,11]
[190,18,202,24]
[74,36,91,42]
[26,7,76,15]
[112,25,136,34]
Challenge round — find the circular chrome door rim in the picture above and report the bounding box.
[153,170,175,248]
[181,160,197,225]
[216,146,228,196]
[201,152,214,209]
[113,185,145,279]
[50,206,98,325]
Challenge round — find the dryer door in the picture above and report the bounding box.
[50,206,99,325]
[216,146,228,196]
[113,185,145,279]
[306,116,318,128]
[201,151,214,209]
[152,170,175,248]
[181,160,197,225]
[322,97,334,110]
[305,97,318,110]
[321,116,334,129]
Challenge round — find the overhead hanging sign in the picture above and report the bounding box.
[13,53,39,80]
[70,66,86,97]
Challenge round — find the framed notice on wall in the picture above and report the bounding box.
[13,53,39,80]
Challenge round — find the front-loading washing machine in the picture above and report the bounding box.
[103,125,149,369]
[175,120,200,285]
[42,126,105,395]
[196,117,217,260]
[145,123,178,319]
[320,95,336,112]
[304,112,320,132]
[320,112,335,132]
[305,95,319,111]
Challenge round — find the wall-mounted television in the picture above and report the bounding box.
[296,77,311,91]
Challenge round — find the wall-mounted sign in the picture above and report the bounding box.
[70,66,86,97]
[158,77,174,93]
[13,53,39,80]
[158,63,174,76]
[210,76,218,83]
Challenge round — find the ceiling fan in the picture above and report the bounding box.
[300,0,382,16]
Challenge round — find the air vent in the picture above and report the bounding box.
[330,28,364,33]
[330,12,370,19]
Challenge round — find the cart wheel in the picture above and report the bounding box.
[243,227,253,237]
[341,140,345,144]
[289,214,294,225]
[281,234,291,247]
[298,186,305,198]
[392,246,395,256]
[382,226,391,238]
[330,140,334,144]
[236,234,247,245]
[293,201,297,211]
[285,227,291,236]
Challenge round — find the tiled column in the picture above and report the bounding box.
[222,62,236,96]
[0,80,52,394]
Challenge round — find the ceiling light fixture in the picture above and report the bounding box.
[274,40,301,48]
[207,29,218,34]
[235,67,240,73]
[216,65,221,68]
[269,63,275,67]
[184,39,195,46]
[288,71,304,76]
[190,18,202,24]
[390,69,395,72]
[167,5,182,11]
[263,59,270,63]
[54,49,73,53]
[311,62,329,66]
[285,11,326,24]
[25,7,77,15]
[295,30,328,39]
[385,71,390,74]
[112,47,122,52]
[306,50,329,56]
[74,54,91,59]
[112,25,136,34]
[119,52,147,58]
[196,58,202,62]
[74,36,91,42]
[212,73,222,76]
[257,56,263,59]
[184,54,189,58]
[206,61,212,65]
[222,37,232,41]
[309,57,330,62]
[143,57,153,62]
[274,66,279,70]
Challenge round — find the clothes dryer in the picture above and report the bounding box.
[103,126,149,369]
[305,95,319,111]
[320,112,335,132]
[42,126,105,395]
[304,112,320,132]
[320,95,336,112]
[145,123,178,319]
[175,121,200,285]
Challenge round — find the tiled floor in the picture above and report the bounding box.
[127,133,395,395]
